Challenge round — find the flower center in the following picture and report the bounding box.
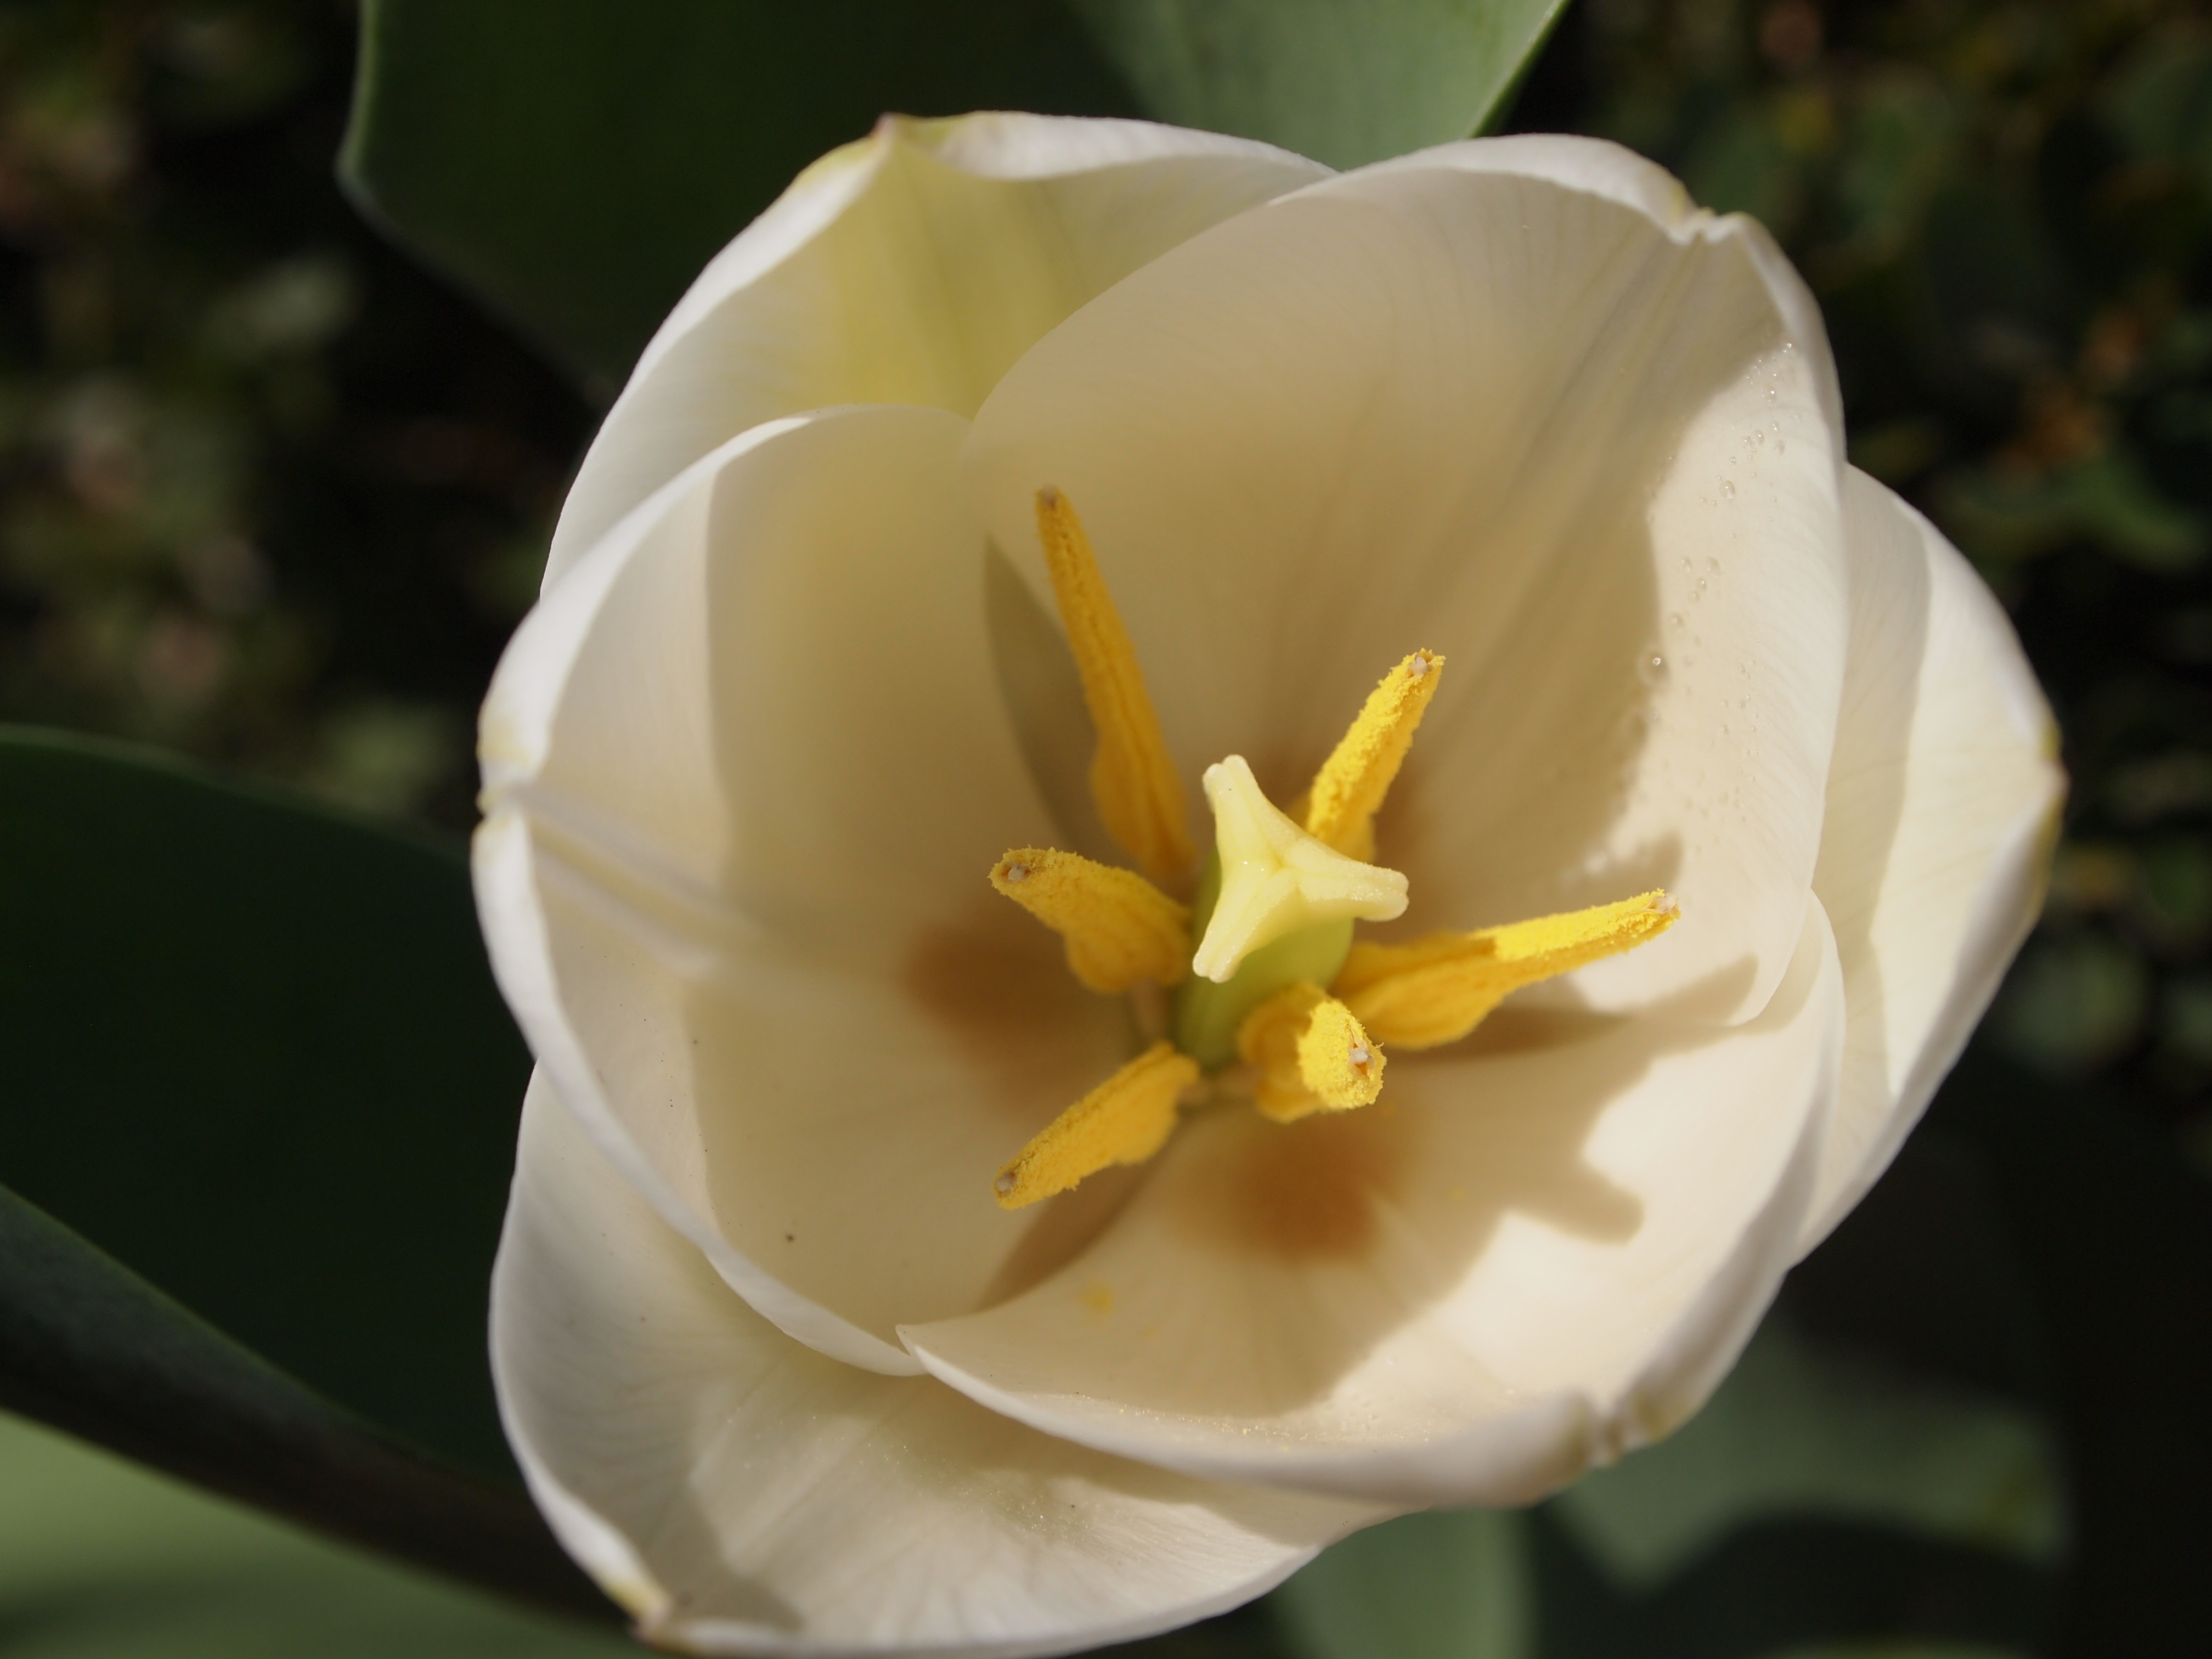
[986,489,1678,1210]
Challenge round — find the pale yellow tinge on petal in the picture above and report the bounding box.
[1035,488,1194,884]
[994,1040,1200,1210]
[1338,891,1680,1050]
[990,847,1192,992]
[1303,650,1444,861]
[1237,981,1385,1123]
[1193,755,1408,983]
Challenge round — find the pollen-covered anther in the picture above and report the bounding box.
[989,847,1192,992]
[1336,889,1681,1051]
[1035,488,1194,884]
[1302,648,1445,862]
[1238,981,1385,1123]
[1191,754,1407,984]
[993,1040,1200,1209]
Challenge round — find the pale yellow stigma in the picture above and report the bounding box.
[1336,890,1680,1050]
[1192,755,1407,984]
[1035,489,1194,884]
[1238,982,1386,1122]
[990,848,1190,992]
[1304,650,1444,862]
[993,1040,1199,1209]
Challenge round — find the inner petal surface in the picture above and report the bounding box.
[963,137,1849,1025]
[904,905,1845,1504]
[478,405,1129,1361]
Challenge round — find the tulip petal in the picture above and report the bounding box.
[1798,470,2063,1250]
[477,405,1133,1372]
[493,1071,1380,1657]
[903,904,1844,1505]
[964,134,1850,1028]
[545,114,1330,588]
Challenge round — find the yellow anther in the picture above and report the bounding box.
[1238,983,1385,1123]
[1192,754,1407,984]
[1336,890,1680,1050]
[1035,489,1194,884]
[1304,650,1444,862]
[993,1040,1199,1209]
[989,847,1191,992]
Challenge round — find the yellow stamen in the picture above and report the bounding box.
[993,1040,1199,1209]
[1304,650,1445,862]
[1035,489,1193,884]
[1238,982,1386,1122]
[1336,890,1680,1050]
[989,848,1191,992]
[1192,754,1407,984]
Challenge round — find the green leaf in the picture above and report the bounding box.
[0,1408,627,1656]
[0,1184,606,1622]
[338,0,1137,388]
[0,728,530,1480]
[1549,1318,2067,1592]
[1273,1508,1534,1659]
[1070,0,1572,167]
[338,0,1570,389]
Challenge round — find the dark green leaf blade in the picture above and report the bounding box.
[337,0,1138,387]
[0,1184,608,1622]
[0,1407,626,1654]
[1070,0,1573,168]
[338,0,1575,389]
[0,727,528,1479]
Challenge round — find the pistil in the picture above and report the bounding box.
[980,486,1679,1210]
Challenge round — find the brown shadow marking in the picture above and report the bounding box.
[907,896,1156,1308]
[1178,1108,1409,1263]
[1116,953,1763,1420]
[901,895,1124,1122]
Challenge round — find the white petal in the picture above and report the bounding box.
[1798,470,2063,1250]
[963,134,1849,1026]
[477,404,1131,1372]
[545,114,1330,588]
[493,1071,1381,1657]
[903,904,1845,1505]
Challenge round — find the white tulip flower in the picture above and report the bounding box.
[473,113,2063,1656]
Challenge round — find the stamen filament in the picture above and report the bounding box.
[1035,488,1193,884]
[993,1040,1199,1209]
[989,847,1191,992]
[1336,890,1680,1050]
[1238,982,1386,1122]
[1304,650,1444,862]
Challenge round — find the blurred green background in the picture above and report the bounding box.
[0,0,2206,1654]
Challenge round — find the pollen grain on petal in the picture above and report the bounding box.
[989,846,1191,992]
[1336,889,1680,1051]
[1238,982,1385,1123]
[1034,488,1194,884]
[993,1040,1199,1210]
[1302,649,1444,862]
